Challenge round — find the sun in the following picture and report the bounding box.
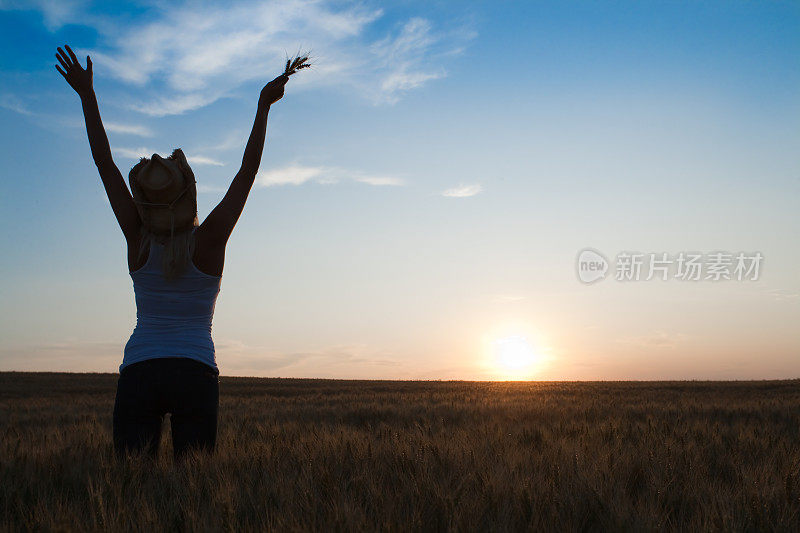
[491,335,540,377]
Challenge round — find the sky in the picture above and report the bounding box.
[0,0,798,380]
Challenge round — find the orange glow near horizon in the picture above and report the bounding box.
[481,325,551,380]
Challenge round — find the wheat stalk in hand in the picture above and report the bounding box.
[283,52,312,77]
[259,51,312,106]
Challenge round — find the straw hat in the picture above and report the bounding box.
[128,148,197,239]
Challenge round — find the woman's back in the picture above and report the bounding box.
[127,223,227,278]
[122,227,222,373]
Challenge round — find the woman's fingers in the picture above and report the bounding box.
[56,47,72,67]
[57,48,75,69]
[56,51,71,72]
[64,44,79,65]
[55,64,68,79]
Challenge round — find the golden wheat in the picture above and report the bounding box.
[2,374,799,530]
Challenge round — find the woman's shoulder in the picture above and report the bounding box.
[192,225,226,278]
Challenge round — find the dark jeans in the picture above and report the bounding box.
[113,357,219,461]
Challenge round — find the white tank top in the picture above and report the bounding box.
[121,227,222,373]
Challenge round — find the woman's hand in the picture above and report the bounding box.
[259,74,289,106]
[55,44,93,98]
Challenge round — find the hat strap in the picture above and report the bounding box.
[134,183,193,240]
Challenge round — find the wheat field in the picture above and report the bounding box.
[1,373,799,531]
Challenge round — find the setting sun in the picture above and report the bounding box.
[491,335,540,378]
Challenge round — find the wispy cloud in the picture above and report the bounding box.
[1,0,86,32]
[0,339,122,373]
[441,183,482,198]
[116,146,224,166]
[115,146,152,159]
[16,0,474,115]
[194,129,248,153]
[369,17,447,103]
[0,93,33,115]
[214,339,404,378]
[616,331,688,349]
[104,121,153,137]
[763,288,800,301]
[186,155,225,166]
[256,164,403,188]
[197,183,226,194]
[0,338,403,376]
[257,164,330,186]
[128,92,227,117]
[353,175,405,186]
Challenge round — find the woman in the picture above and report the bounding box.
[55,44,289,460]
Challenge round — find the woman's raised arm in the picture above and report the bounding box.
[55,44,141,241]
[201,74,289,246]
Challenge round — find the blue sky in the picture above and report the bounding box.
[1,0,798,379]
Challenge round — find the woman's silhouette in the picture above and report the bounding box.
[55,44,289,461]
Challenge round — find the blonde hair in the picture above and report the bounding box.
[136,217,200,282]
